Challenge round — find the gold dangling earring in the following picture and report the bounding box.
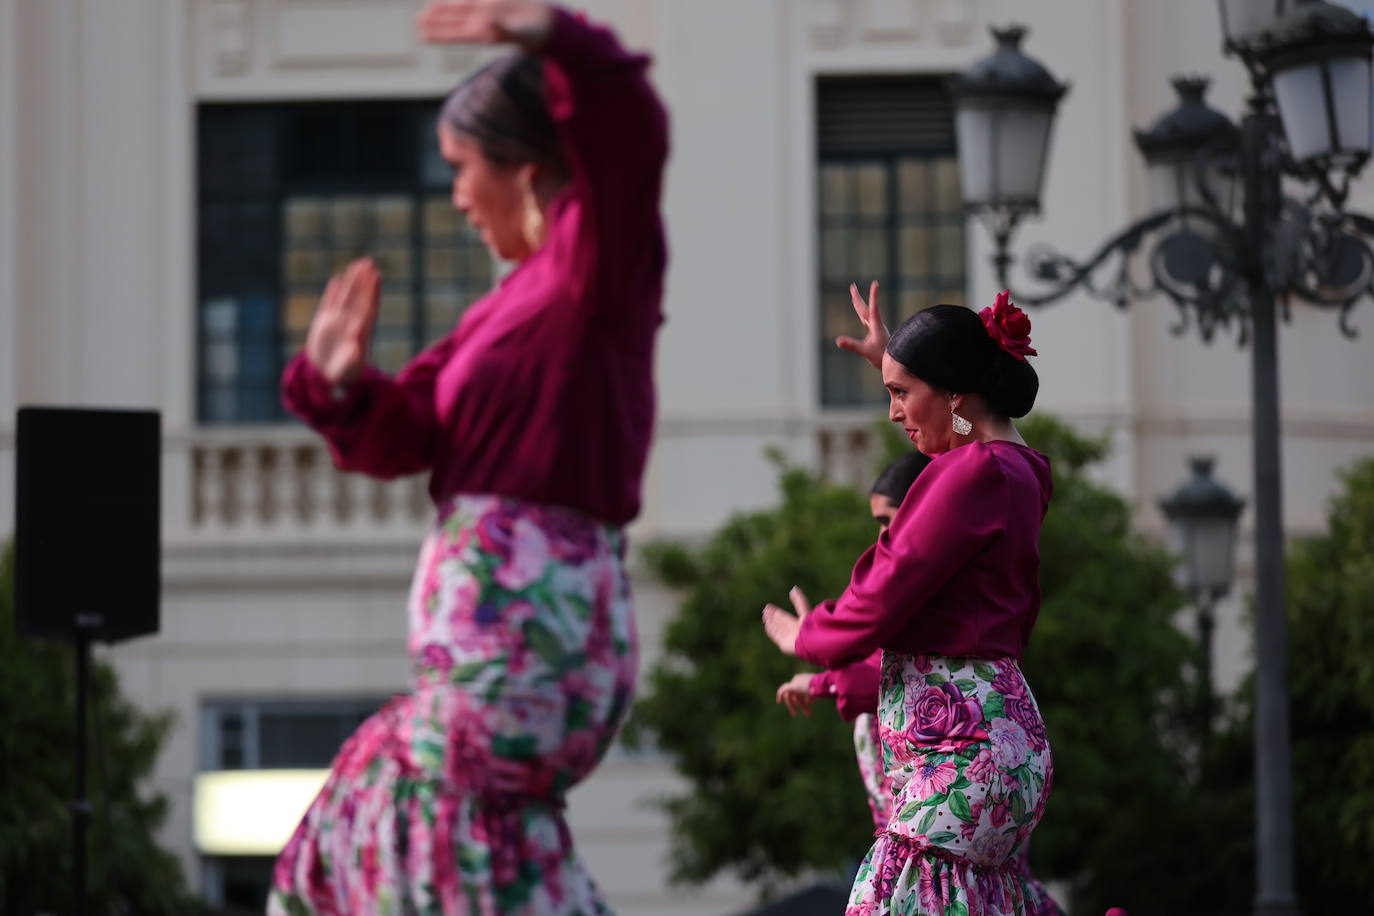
[520,175,546,250]
[951,405,973,436]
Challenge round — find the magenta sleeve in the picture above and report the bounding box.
[794,445,1010,668]
[808,670,837,697]
[829,652,882,722]
[281,337,455,480]
[540,7,668,311]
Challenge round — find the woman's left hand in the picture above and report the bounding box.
[775,672,816,717]
[762,586,812,657]
[417,0,553,48]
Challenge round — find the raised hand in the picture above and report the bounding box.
[761,586,813,657]
[775,672,816,717]
[416,0,553,47]
[304,258,380,388]
[835,280,889,370]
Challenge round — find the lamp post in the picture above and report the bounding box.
[1160,456,1246,742]
[950,4,1374,914]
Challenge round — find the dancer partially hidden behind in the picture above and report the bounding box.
[763,283,1055,916]
[774,452,931,830]
[269,2,667,913]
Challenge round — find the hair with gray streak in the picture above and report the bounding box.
[439,53,567,175]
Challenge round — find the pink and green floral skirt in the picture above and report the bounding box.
[854,713,895,831]
[847,653,1054,916]
[269,494,636,915]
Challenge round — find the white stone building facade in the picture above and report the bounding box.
[2,0,1372,912]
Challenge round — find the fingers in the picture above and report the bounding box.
[835,335,862,354]
[416,1,501,44]
[849,283,871,325]
[789,586,812,619]
[776,688,811,718]
[762,604,793,629]
[357,259,382,337]
[868,280,881,325]
[320,273,343,312]
[761,604,800,657]
[340,258,380,339]
[334,259,365,314]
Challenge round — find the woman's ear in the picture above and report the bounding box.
[527,160,567,203]
[516,161,539,196]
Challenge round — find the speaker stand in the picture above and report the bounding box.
[71,613,101,916]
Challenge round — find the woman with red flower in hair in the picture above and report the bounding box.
[763,283,1059,915]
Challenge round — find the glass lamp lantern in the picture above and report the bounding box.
[1257,0,1374,170]
[1159,456,1246,604]
[947,26,1070,219]
[1218,0,1293,53]
[1134,76,1241,218]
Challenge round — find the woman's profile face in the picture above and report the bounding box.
[869,493,899,530]
[882,353,954,456]
[439,125,533,262]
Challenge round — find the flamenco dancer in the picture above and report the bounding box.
[775,450,1066,915]
[763,283,1055,916]
[774,452,931,829]
[269,1,667,912]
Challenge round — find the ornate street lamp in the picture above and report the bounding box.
[946,26,1069,247]
[1160,456,1246,738]
[952,7,1374,914]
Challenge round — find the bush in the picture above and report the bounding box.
[1273,457,1374,910]
[0,542,194,915]
[629,451,880,891]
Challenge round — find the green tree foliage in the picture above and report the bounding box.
[629,452,880,890]
[0,542,195,915]
[1041,453,1374,914]
[629,415,1221,905]
[1276,456,1374,910]
[1015,417,1253,914]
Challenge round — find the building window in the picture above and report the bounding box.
[817,76,967,407]
[197,101,492,424]
[198,697,388,910]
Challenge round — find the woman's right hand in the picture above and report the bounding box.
[304,258,380,388]
[775,673,816,718]
[835,280,889,370]
[416,0,553,49]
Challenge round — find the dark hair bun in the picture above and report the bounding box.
[885,304,1040,418]
[980,352,1039,418]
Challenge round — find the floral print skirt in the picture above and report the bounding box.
[846,653,1054,916]
[854,713,895,831]
[269,494,637,916]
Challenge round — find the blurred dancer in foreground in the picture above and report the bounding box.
[270,2,668,912]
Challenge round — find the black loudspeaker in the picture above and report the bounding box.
[15,407,161,643]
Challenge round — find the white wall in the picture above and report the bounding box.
[7,0,1374,910]
[0,0,19,531]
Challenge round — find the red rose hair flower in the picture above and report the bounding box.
[979,290,1037,361]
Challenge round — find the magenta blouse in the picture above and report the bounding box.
[282,8,668,526]
[809,652,882,723]
[795,441,1053,668]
